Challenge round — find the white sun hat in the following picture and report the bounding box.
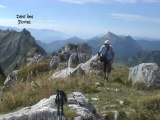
[104,40,110,44]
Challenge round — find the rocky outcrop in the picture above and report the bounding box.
[0,92,96,120]
[68,43,92,68]
[77,43,92,63]
[68,53,79,68]
[4,70,19,85]
[128,63,160,88]
[51,54,102,79]
[56,43,92,68]
[0,29,46,74]
[49,56,60,69]
[58,44,78,62]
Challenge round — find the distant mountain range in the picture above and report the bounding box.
[36,32,143,58]
[118,50,160,67]
[137,40,160,51]
[87,32,142,58]
[0,28,45,75]
[1,26,160,70]
[0,26,71,43]
[36,36,84,52]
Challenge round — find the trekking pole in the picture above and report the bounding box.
[55,89,67,120]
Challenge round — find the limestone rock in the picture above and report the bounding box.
[77,43,92,57]
[128,63,160,88]
[59,51,70,61]
[0,95,58,120]
[4,70,19,85]
[68,53,79,68]
[0,92,96,120]
[27,53,43,66]
[51,54,100,79]
[51,67,77,79]
[68,92,96,119]
[50,56,60,69]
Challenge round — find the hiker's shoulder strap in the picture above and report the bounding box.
[105,45,110,56]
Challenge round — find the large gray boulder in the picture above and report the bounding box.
[68,92,96,119]
[0,95,58,120]
[128,63,160,88]
[0,92,96,120]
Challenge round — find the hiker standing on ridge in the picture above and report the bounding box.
[98,40,115,80]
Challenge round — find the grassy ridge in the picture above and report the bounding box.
[0,64,160,119]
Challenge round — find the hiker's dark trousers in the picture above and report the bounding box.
[103,57,111,73]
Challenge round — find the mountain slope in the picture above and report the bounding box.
[0,26,71,43]
[0,65,5,84]
[118,50,160,67]
[137,40,160,51]
[0,29,46,75]
[87,32,142,58]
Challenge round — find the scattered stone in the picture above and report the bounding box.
[92,98,99,101]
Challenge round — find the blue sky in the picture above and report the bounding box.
[0,0,160,38]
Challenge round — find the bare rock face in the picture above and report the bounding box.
[0,92,96,120]
[128,63,160,88]
[0,29,46,75]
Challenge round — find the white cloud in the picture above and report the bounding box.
[59,0,160,4]
[59,0,105,4]
[0,4,6,8]
[110,13,160,24]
